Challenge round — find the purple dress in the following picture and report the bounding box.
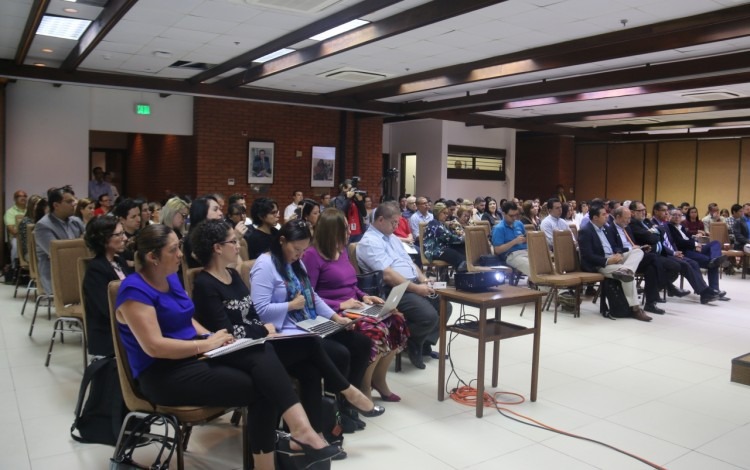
[302,247,409,361]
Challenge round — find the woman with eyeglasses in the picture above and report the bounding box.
[246,197,280,260]
[93,193,112,217]
[422,202,467,271]
[302,209,408,402]
[83,215,132,357]
[192,220,380,453]
[159,197,189,239]
[252,220,382,426]
[115,224,341,470]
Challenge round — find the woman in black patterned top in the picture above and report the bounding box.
[191,220,383,438]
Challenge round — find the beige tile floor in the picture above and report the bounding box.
[1,275,750,469]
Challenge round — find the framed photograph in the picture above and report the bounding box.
[311,146,335,187]
[248,141,274,184]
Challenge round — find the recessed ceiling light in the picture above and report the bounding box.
[310,19,368,41]
[41,48,53,53]
[33,63,46,67]
[63,8,78,13]
[254,48,294,63]
[36,15,91,40]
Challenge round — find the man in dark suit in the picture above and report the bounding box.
[647,201,719,305]
[607,206,677,314]
[665,208,728,301]
[731,203,749,250]
[579,204,651,321]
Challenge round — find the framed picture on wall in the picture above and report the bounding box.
[248,141,274,184]
[311,146,335,187]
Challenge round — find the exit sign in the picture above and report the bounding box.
[135,104,151,115]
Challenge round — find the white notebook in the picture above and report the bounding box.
[202,337,266,359]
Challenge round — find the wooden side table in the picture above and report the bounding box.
[436,286,544,417]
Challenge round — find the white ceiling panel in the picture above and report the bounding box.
[172,15,239,35]
[159,27,220,44]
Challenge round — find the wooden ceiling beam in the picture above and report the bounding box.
[331,3,750,102]
[14,0,50,65]
[188,0,404,85]
[217,0,508,88]
[61,0,138,72]
[0,59,400,115]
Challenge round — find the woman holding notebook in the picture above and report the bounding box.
[190,220,383,443]
[302,209,409,402]
[113,224,341,470]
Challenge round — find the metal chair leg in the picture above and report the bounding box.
[45,318,62,367]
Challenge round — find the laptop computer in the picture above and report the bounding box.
[344,281,409,320]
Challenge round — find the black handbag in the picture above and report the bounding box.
[356,270,384,298]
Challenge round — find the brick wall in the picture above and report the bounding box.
[193,98,384,206]
[126,133,196,202]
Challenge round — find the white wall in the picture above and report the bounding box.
[5,80,193,203]
[383,119,516,200]
[441,121,515,200]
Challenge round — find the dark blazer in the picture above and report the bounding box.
[666,223,696,252]
[578,222,615,272]
[733,216,749,249]
[629,219,662,253]
[83,254,132,356]
[604,223,629,253]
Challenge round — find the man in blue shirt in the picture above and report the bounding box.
[88,167,113,202]
[491,201,530,276]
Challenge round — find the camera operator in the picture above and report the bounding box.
[334,178,367,243]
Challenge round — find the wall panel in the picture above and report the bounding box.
[642,143,658,207]
[575,144,607,202]
[606,143,644,202]
[655,140,697,206]
[740,138,750,205]
[695,139,740,212]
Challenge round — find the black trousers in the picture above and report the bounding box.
[138,342,297,454]
[320,330,371,393]
[435,247,465,268]
[392,284,451,347]
[272,335,350,431]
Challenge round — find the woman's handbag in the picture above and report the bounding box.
[356,270,384,298]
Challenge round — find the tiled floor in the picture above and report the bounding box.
[2,276,750,469]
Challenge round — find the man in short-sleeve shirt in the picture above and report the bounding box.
[491,201,530,276]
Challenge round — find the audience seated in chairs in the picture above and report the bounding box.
[83,216,133,357]
[302,209,408,402]
[113,224,342,470]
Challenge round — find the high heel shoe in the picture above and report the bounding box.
[278,434,342,468]
[372,384,401,402]
[345,400,386,417]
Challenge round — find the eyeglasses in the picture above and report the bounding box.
[270,210,280,215]
[111,231,126,238]
[219,239,239,246]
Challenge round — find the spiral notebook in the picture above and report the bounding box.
[202,333,315,359]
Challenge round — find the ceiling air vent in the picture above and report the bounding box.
[319,67,387,83]
[169,61,216,71]
[681,90,741,101]
[234,0,343,13]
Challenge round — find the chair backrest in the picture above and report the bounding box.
[50,238,90,314]
[568,224,578,241]
[239,237,249,261]
[465,225,493,272]
[27,224,38,283]
[347,243,361,274]
[236,260,255,292]
[474,219,491,238]
[527,231,556,281]
[709,222,730,245]
[77,256,94,347]
[108,280,157,412]
[15,219,29,268]
[184,267,203,299]
[552,230,579,274]
[418,222,430,265]
[524,224,535,234]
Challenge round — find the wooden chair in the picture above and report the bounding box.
[526,231,583,323]
[464,225,495,273]
[107,281,250,470]
[44,239,90,368]
[21,223,39,316]
[568,224,578,241]
[183,267,203,299]
[26,228,54,331]
[236,260,255,292]
[552,230,604,318]
[13,214,30,298]
[474,219,491,238]
[418,222,450,279]
[77,256,94,358]
[710,222,747,279]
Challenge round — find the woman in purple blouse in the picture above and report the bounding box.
[302,209,409,402]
